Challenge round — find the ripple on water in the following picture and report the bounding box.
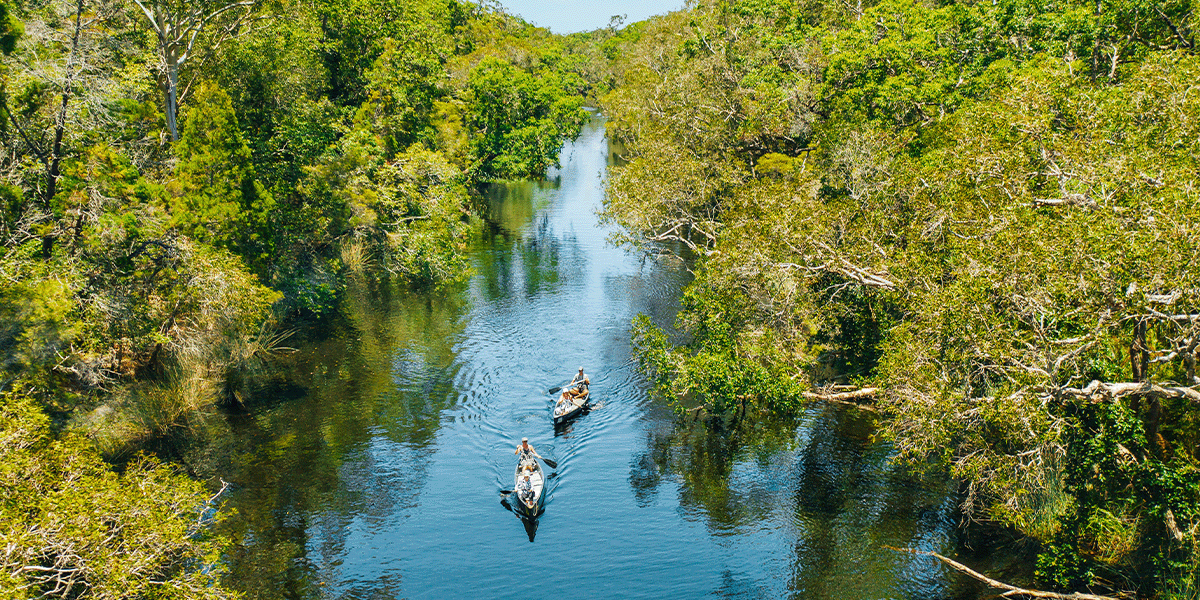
[217,113,1006,600]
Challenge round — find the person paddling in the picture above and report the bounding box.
[514,437,541,466]
[570,366,589,391]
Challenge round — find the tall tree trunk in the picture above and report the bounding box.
[1129,319,1165,456]
[1125,320,1151,382]
[1129,319,1147,423]
[1146,396,1164,455]
[39,0,85,258]
[130,0,257,143]
[165,55,179,141]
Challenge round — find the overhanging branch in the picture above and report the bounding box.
[1059,380,1200,403]
[886,547,1131,600]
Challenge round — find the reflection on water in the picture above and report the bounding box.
[188,112,1017,599]
[499,495,542,542]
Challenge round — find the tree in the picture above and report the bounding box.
[1,0,89,257]
[128,0,256,140]
[0,392,238,599]
[603,0,1200,594]
[170,82,273,266]
[0,0,21,55]
[465,56,586,179]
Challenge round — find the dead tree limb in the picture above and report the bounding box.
[1156,6,1195,49]
[802,387,879,411]
[1059,380,1200,403]
[885,547,1131,600]
[1032,193,1097,209]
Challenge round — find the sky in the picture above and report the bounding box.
[496,0,686,33]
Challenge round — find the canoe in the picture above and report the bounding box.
[513,459,544,518]
[552,386,590,426]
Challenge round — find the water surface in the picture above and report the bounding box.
[210,113,1017,599]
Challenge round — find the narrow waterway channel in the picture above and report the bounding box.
[203,112,1019,599]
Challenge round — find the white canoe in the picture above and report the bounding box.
[553,387,590,426]
[513,460,544,518]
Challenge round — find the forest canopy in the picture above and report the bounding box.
[0,0,588,595]
[599,0,1200,597]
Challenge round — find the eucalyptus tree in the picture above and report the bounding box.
[127,0,256,140]
[0,393,238,599]
[603,0,1200,594]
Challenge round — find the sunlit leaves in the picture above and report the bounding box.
[604,0,1200,592]
[171,83,274,268]
[464,56,587,179]
[0,393,236,600]
[0,0,21,56]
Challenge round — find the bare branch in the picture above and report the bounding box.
[1059,380,1200,403]
[1032,193,1096,209]
[885,547,1131,600]
[1156,6,1195,49]
[802,387,879,411]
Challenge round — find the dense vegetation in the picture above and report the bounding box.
[5,0,1199,594]
[601,0,1200,596]
[0,0,587,595]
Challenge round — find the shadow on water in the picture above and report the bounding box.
[499,496,541,542]
[171,111,1027,600]
[628,404,1029,599]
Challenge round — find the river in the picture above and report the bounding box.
[198,112,1020,599]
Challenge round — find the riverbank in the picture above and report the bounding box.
[598,2,1200,596]
[0,1,595,595]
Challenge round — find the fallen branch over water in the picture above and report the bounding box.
[885,547,1130,600]
[1059,380,1200,403]
[802,387,879,412]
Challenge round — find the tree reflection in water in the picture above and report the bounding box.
[628,404,1017,599]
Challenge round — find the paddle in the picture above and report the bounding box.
[550,378,591,395]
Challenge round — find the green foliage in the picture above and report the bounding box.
[0,3,600,598]
[822,0,968,128]
[356,34,447,155]
[1032,398,1200,592]
[0,0,21,56]
[0,392,237,599]
[0,249,81,380]
[603,0,1200,595]
[0,183,21,228]
[171,83,275,269]
[312,0,455,106]
[465,57,587,179]
[299,131,472,289]
[371,144,472,284]
[755,153,796,177]
[633,282,805,415]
